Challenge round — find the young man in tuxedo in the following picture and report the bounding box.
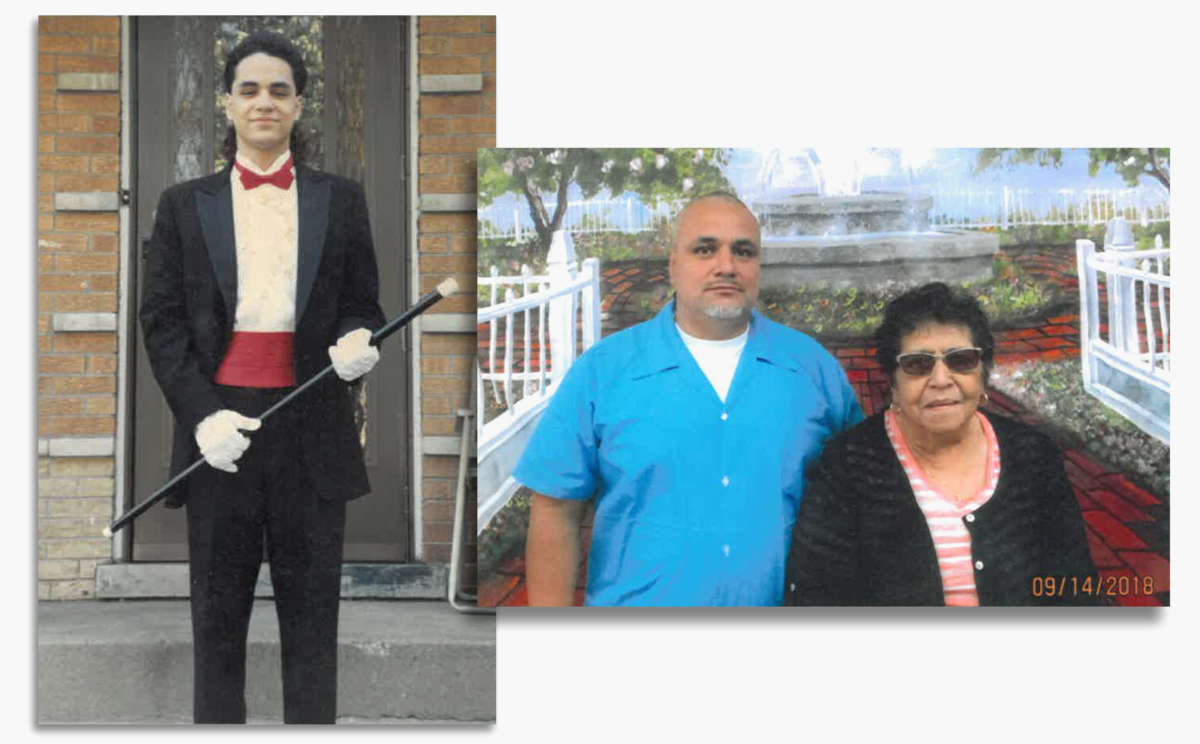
[139,31,385,723]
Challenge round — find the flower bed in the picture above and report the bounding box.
[990,359,1169,500]
[477,487,532,582]
[759,252,1065,340]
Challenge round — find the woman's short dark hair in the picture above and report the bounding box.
[873,282,995,386]
[219,31,310,166]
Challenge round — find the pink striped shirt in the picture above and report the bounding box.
[884,409,1001,607]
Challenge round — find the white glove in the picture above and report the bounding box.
[328,327,380,381]
[195,409,261,473]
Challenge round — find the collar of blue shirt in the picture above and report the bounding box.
[628,299,791,380]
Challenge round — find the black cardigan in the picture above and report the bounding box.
[785,411,1102,606]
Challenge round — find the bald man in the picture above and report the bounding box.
[515,192,863,606]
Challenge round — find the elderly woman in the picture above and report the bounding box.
[785,282,1099,606]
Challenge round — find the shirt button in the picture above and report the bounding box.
[720,412,728,421]
[722,544,731,557]
[974,560,984,570]
[721,476,730,487]
[965,513,976,523]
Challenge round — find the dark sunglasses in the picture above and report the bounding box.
[896,347,983,376]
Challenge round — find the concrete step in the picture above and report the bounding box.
[37,599,495,724]
[94,562,448,599]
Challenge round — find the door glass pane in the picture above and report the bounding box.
[328,17,367,181]
[170,17,207,183]
[327,18,370,447]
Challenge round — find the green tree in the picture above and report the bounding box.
[975,148,1169,190]
[477,148,732,251]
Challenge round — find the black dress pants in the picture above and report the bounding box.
[186,385,346,724]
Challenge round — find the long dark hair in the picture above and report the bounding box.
[219,31,311,167]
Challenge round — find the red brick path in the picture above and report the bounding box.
[478,246,1169,606]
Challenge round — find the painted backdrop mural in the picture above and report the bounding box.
[475,147,1170,607]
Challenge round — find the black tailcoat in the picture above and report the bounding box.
[139,164,386,507]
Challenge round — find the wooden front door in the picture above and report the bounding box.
[130,16,410,562]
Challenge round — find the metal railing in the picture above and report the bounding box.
[1076,233,1170,444]
[478,196,679,241]
[476,232,602,530]
[932,185,1170,230]
[477,262,599,418]
[478,263,551,415]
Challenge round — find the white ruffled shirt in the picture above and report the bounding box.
[675,323,749,403]
[230,150,299,332]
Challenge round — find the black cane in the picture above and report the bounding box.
[103,277,460,538]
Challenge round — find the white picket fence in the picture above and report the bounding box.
[1076,231,1170,444]
[479,186,1169,240]
[476,232,602,530]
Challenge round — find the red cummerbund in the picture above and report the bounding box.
[214,331,296,388]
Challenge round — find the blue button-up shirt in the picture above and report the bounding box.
[514,301,864,606]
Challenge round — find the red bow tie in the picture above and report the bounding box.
[234,155,295,190]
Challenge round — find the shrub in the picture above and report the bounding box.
[759,253,1061,339]
[477,488,532,580]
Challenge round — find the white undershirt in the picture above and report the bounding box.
[675,323,749,403]
[230,150,299,332]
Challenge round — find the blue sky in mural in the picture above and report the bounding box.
[721,147,1143,194]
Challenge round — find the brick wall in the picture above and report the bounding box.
[37,16,122,599]
[416,16,494,589]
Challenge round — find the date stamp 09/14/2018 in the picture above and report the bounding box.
[1031,574,1157,599]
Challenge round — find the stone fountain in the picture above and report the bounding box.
[747,149,999,290]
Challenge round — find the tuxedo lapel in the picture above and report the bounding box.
[296,166,330,327]
[195,172,237,332]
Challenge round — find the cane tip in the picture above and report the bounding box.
[102,526,113,539]
[436,277,459,296]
